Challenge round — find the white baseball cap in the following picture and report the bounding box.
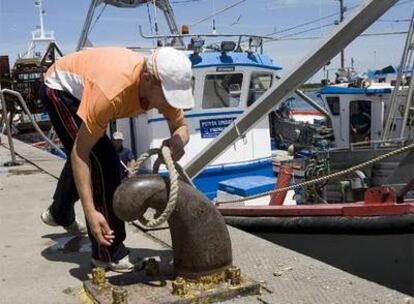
[112,131,124,141]
[146,47,194,109]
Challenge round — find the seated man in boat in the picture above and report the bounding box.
[350,102,371,143]
[39,47,193,272]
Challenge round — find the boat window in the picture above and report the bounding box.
[247,73,273,106]
[326,96,340,115]
[202,73,243,109]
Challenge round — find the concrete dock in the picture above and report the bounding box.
[0,134,412,304]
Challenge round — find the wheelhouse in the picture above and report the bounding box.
[319,85,393,149]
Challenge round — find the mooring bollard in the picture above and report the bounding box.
[84,174,261,303]
[113,174,233,279]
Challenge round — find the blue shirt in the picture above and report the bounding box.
[118,146,134,164]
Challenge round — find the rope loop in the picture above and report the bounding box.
[129,146,179,228]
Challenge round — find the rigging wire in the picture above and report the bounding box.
[153,0,159,35]
[395,0,414,7]
[265,0,413,39]
[190,0,247,26]
[265,4,359,36]
[182,0,413,37]
[146,1,154,35]
[264,31,408,43]
[378,19,411,23]
[212,0,216,33]
[265,0,413,37]
[88,3,107,35]
[361,31,409,37]
[277,22,334,39]
[146,1,155,47]
[170,0,204,4]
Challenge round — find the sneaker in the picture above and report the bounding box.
[91,255,143,273]
[40,208,59,227]
[64,219,88,237]
[41,208,88,237]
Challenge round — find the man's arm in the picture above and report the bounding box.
[71,123,114,246]
[165,119,189,161]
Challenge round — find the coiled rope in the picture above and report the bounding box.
[129,146,180,227]
[217,142,414,204]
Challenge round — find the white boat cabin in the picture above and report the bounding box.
[319,83,412,149]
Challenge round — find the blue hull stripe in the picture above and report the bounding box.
[192,63,282,71]
[148,110,244,124]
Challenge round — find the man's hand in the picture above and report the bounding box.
[163,134,185,161]
[86,210,114,246]
[127,160,137,178]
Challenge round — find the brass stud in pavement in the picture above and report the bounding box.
[226,266,241,286]
[112,286,128,304]
[92,267,106,286]
[171,277,188,296]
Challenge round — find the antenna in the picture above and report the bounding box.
[212,0,216,34]
[36,0,46,39]
[153,0,159,35]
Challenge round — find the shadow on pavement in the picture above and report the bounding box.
[40,233,173,282]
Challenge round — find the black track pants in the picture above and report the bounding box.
[40,83,128,262]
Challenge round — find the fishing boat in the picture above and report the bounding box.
[9,0,413,232]
[217,14,414,233]
[74,1,414,218]
[0,0,60,143]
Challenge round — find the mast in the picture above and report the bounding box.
[27,0,55,58]
[38,0,45,39]
[77,0,184,50]
[339,0,345,68]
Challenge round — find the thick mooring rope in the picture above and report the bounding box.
[217,142,414,204]
[130,146,179,227]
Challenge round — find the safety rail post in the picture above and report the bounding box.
[0,85,23,166]
[2,89,66,158]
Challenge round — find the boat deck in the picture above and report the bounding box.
[0,134,411,303]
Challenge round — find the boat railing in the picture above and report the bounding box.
[350,138,407,150]
[0,87,19,165]
[31,29,55,42]
[0,87,66,164]
[138,25,269,53]
[138,25,272,41]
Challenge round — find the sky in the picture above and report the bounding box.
[0,0,413,82]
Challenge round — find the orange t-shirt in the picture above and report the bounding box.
[44,47,185,137]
